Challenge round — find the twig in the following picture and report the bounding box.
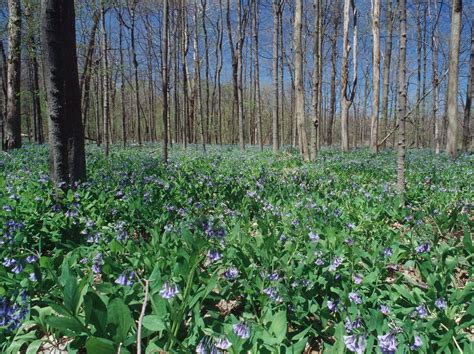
[377,69,449,147]
[137,279,150,354]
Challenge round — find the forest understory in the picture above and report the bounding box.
[0,145,472,353]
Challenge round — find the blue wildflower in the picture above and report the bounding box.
[344,317,362,333]
[206,250,222,263]
[435,298,447,310]
[329,257,343,271]
[344,334,366,354]
[267,272,280,281]
[416,242,430,254]
[327,299,339,312]
[26,255,38,263]
[11,263,24,274]
[378,332,397,354]
[410,335,423,350]
[115,271,135,286]
[353,274,363,284]
[309,232,320,241]
[383,248,393,257]
[315,258,324,266]
[380,304,391,315]
[215,337,232,350]
[224,267,239,280]
[233,322,250,339]
[349,292,362,305]
[416,304,428,318]
[159,282,180,299]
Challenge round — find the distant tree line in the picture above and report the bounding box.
[0,0,472,187]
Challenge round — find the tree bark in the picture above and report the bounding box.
[130,1,142,146]
[41,0,86,184]
[101,3,110,157]
[340,0,355,152]
[327,2,339,146]
[253,0,263,150]
[463,21,473,151]
[397,0,407,194]
[370,0,380,153]
[312,0,321,160]
[272,0,281,152]
[294,0,309,161]
[5,0,21,150]
[381,0,393,149]
[445,0,462,158]
[162,0,169,161]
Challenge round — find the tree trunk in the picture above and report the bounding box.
[253,0,263,150]
[445,0,462,158]
[130,1,142,146]
[397,0,407,194]
[370,0,380,153]
[340,0,351,151]
[5,0,21,150]
[294,0,309,161]
[80,12,99,129]
[193,0,206,151]
[327,2,339,146]
[162,0,169,161]
[272,0,280,152]
[463,21,473,151]
[101,3,110,157]
[41,0,86,184]
[312,0,320,160]
[380,0,393,149]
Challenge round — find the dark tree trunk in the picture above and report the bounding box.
[41,0,86,184]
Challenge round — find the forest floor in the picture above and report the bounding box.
[0,145,472,353]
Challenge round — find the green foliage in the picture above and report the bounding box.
[0,145,472,353]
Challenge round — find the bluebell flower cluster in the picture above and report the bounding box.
[0,293,29,331]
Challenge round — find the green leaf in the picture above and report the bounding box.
[269,311,287,343]
[85,337,116,354]
[63,276,80,314]
[26,340,42,354]
[142,315,166,332]
[84,292,108,337]
[44,315,86,334]
[107,298,134,344]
